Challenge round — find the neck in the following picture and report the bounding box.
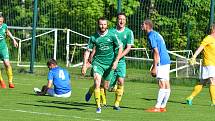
[117,26,125,31]
[147,29,153,34]
[98,30,107,35]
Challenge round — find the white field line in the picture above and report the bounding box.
[0,108,107,121]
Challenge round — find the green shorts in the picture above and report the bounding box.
[109,61,126,88]
[0,46,9,61]
[92,62,114,81]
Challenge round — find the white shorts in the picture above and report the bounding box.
[156,64,170,81]
[200,66,215,80]
[47,88,71,98]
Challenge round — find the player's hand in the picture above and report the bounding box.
[13,40,18,48]
[86,61,91,69]
[150,66,157,77]
[112,61,118,70]
[81,65,87,76]
[189,57,196,65]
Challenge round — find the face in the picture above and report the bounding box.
[117,15,126,28]
[98,20,108,33]
[141,22,147,31]
[0,17,4,26]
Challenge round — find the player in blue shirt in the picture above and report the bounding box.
[34,59,71,98]
[141,19,171,112]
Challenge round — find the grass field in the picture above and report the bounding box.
[0,67,214,121]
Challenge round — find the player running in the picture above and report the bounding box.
[84,13,134,111]
[0,15,18,88]
[186,24,215,106]
[82,17,122,113]
[141,19,171,112]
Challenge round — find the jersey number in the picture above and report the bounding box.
[59,70,65,80]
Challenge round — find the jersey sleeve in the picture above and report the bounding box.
[200,36,210,47]
[86,36,95,51]
[47,71,54,81]
[127,30,134,46]
[148,33,157,49]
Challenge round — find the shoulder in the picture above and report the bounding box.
[125,27,133,32]
[2,23,7,29]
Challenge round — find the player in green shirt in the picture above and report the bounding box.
[109,13,134,110]
[0,15,18,88]
[82,17,122,113]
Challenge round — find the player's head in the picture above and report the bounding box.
[117,12,126,29]
[97,17,108,33]
[0,15,4,26]
[47,58,57,69]
[141,19,153,32]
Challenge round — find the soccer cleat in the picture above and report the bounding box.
[33,87,41,93]
[85,91,92,102]
[113,106,121,111]
[96,108,101,113]
[146,107,161,112]
[0,80,6,88]
[160,108,167,112]
[186,99,192,105]
[9,83,15,88]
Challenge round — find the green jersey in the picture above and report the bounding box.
[110,27,134,62]
[87,30,122,66]
[0,23,8,49]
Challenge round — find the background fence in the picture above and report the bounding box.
[0,0,213,80]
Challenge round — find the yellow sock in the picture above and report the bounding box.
[114,85,124,107]
[100,87,106,105]
[94,88,101,108]
[187,84,203,100]
[0,70,4,81]
[6,66,13,84]
[209,85,215,104]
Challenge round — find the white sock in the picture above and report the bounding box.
[160,89,171,108]
[155,89,166,108]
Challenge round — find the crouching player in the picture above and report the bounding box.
[34,59,71,98]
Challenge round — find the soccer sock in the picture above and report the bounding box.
[88,85,95,95]
[114,85,124,107]
[187,84,203,100]
[94,88,101,108]
[0,70,4,81]
[209,85,215,104]
[155,89,166,108]
[160,89,171,108]
[100,87,106,105]
[6,66,13,84]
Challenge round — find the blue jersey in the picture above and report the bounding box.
[48,66,71,95]
[147,30,170,65]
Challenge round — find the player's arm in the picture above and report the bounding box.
[37,80,52,96]
[82,49,90,76]
[6,29,18,48]
[112,33,123,70]
[151,48,159,77]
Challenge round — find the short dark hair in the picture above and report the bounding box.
[97,17,107,24]
[117,12,126,18]
[144,19,153,29]
[47,58,57,66]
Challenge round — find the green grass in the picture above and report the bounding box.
[0,67,214,121]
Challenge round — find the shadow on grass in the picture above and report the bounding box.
[17,102,85,111]
[140,97,186,105]
[38,100,146,111]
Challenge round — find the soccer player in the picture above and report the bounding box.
[82,17,122,113]
[0,15,18,88]
[141,19,171,112]
[186,24,215,106]
[108,12,134,110]
[34,59,71,98]
[84,13,134,111]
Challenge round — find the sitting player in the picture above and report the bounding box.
[34,59,71,98]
